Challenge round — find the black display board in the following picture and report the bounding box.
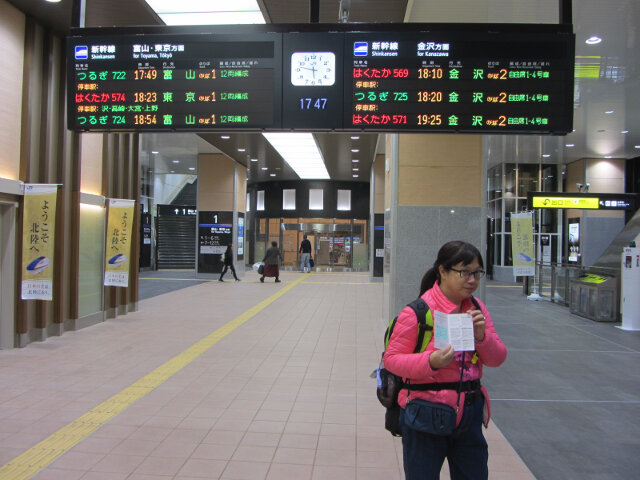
[67,24,574,134]
[197,211,233,273]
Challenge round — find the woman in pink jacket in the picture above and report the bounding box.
[383,241,507,480]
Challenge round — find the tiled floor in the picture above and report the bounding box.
[0,272,535,479]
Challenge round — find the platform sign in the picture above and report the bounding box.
[67,24,574,134]
[528,193,639,210]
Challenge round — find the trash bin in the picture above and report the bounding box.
[569,273,619,322]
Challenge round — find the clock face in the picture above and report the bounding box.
[291,52,336,86]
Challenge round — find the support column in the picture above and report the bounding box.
[385,133,486,319]
[197,154,246,279]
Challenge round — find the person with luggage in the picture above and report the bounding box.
[299,234,312,272]
[219,244,240,282]
[383,240,507,480]
[260,241,283,283]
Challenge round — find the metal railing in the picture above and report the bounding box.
[524,262,620,306]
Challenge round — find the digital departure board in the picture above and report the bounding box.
[344,31,574,132]
[68,33,282,130]
[67,24,574,134]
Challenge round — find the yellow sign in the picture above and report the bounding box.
[510,212,535,277]
[579,274,608,284]
[21,184,58,300]
[104,199,135,287]
[531,196,599,209]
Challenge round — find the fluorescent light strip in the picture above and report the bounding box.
[263,133,329,179]
[145,0,265,25]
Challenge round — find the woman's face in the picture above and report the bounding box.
[438,259,482,306]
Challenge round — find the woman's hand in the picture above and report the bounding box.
[429,344,455,369]
[468,309,486,342]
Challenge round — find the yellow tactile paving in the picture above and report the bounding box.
[0,274,309,480]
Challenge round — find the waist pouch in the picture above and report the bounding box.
[404,399,456,436]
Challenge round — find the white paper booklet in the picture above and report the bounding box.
[433,311,475,351]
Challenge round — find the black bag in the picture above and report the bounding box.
[309,257,315,268]
[258,264,264,275]
[404,399,456,436]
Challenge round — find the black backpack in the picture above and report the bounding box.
[375,296,480,436]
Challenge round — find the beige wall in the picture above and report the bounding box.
[236,163,247,212]
[198,153,235,211]
[80,134,104,195]
[0,0,25,181]
[586,158,625,194]
[397,134,483,206]
[374,153,385,213]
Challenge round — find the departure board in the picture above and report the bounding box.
[67,24,574,134]
[68,33,282,130]
[344,31,574,133]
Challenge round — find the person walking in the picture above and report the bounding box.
[260,241,283,283]
[219,244,240,282]
[383,240,507,480]
[299,234,312,272]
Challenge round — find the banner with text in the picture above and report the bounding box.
[511,211,535,277]
[104,198,135,287]
[21,184,58,300]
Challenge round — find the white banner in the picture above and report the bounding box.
[511,212,535,277]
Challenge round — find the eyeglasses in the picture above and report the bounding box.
[448,268,486,281]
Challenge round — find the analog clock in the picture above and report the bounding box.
[291,52,336,86]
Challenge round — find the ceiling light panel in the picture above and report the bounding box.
[145,0,265,25]
[263,133,329,179]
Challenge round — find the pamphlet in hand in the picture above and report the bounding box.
[433,311,475,351]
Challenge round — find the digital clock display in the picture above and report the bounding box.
[67,25,574,134]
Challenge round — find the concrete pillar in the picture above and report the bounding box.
[384,133,486,320]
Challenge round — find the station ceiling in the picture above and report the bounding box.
[8,0,640,185]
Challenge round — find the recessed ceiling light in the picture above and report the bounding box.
[542,154,551,158]
[353,167,359,171]
[605,110,614,114]
[263,132,329,179]
[351,149,359,153]
[221,135,230,139]
[151,150,159,154]
[188,167,195,171]
[270,173,276,177]
[635,145,640,149]
[586,36,602,45]
[238,148,246,152]
[250,158,258,162]
[621,130,629,134]
[350,136,360,140]
[170,170,175,173]
[352,159,359,163]
[604,155,613,158]
[566,144,575,147]
[261,167,268,170]
[172,160,179,163]
[45,0,62,3]
[352,174,359,178]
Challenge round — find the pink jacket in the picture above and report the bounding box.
[383,282,507,427]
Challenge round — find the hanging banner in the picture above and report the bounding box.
[104,198,135,287]
[511,211,535,277]
[21,184,58,300]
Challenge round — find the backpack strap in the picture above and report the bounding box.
[407,298,431,354]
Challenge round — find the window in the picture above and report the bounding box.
[257,190,265,211]
[337,189,351,211]
[309,189,323,210]
[283,189,296,210]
